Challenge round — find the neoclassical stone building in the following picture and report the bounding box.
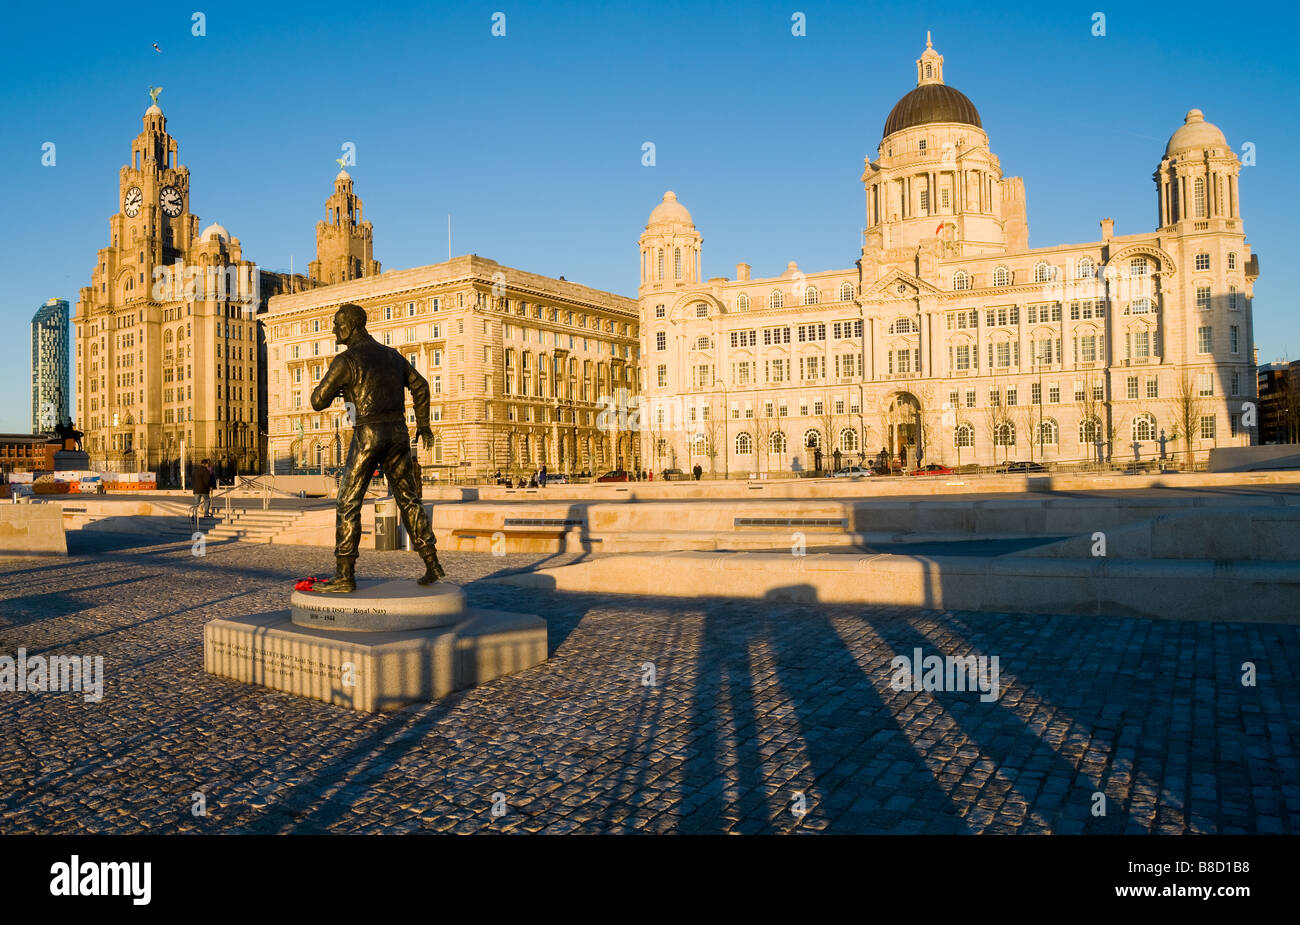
[73,97,313,475]
[637,37,1259,474]
[265,255,639,478]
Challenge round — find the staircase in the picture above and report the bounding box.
[203,509,306,543]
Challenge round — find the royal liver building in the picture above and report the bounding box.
[636,37,1258,474]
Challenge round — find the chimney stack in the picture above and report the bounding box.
[736,263,751,281]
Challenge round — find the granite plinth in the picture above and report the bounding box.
[203,607,547,712]
[290,579,466,631]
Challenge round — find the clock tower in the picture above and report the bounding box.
[74,93,275,479]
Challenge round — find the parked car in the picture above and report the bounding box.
[830,466,874,478]
[909,464,955,476]
[661,468,691,481]
[997,461,1049,473]
[546,473,570,484]
[596,469,632,482]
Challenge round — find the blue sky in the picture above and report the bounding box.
[2,0,1296,432]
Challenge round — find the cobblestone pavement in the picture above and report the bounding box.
[1,534,1297,834]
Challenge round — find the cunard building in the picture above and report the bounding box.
[637,37,1259,474]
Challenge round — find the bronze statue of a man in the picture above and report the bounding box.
[310,303,445,592]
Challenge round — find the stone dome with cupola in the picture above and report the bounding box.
[1164,109,1228,157]
[862,35,1023,261]
[639,191,703,293]
[882,34,982,138]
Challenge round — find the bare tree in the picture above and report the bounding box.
[819,392,842,471]
[752,411,772,477]
[1172,369,1205,468]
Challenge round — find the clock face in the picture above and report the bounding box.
[160,186,183,217]
[123,186,143,217]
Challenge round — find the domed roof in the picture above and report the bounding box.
[200,222,230,243]
[145,103,162,116]
[883,83,982,137]
[1164,109,1227,156]
[336,168,351,182]
[647,191,694,228]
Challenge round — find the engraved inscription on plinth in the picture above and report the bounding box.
[290,579,466,632]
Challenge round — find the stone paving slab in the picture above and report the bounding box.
[0,532,1297,834]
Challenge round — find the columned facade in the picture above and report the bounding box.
[638,40,1258,475]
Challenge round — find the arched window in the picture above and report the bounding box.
[953,270,970,291]
[735,432,752,455]
[1033,262,1055,283]
[770,289,784,309]
[954,422,974,448]
[1076,257,1095,279]
[993,266,1010,287]
[1079,416,1101,444]
[674,248,682,279]
[839,428,858,452]
[889,317,916,334]
[995,422,1016,447]
[657,249,664,279]
[1133,413,1157,442]
[738,293,750,311]
[1038,418,1059,445]
[839,281,854,301]
[1194,177,1206,218]
[803,428,822,449]
[803,286,819,305]
[1129,258,1148,277]
[771,431,787,454]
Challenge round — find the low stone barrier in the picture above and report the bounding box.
[0,504,67,556]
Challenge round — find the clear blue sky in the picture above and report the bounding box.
[2,0,1296,433]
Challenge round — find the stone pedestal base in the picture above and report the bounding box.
[204,605,547,712]
[291,579,466,632]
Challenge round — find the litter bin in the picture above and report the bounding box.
[374,497,399,550]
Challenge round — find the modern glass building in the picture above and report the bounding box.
[31,298,70,433]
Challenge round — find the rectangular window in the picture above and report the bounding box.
[1146,377,1159,399]
[965,389,976,408]
[1031,383,1041,404]
[1134,330,1150,358]
[1231,370,1241,396]
[1196,287,1211,311]
[1127,376,1139,400]
[1200,415,1216,440]
[656,365,667,387]
[1230,325,1240,353]
[1198,326,1213,353]
[1048,385,1060,404]
[1198,373,1214,397]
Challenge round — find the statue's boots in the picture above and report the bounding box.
[417,546,445,585]
[315,556,356,593]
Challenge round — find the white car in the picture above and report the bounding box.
[830,466,874,478]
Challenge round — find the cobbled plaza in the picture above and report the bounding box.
[2,533,1296,835]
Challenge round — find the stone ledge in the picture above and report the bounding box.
[204,608,547,712]
[490,551,1300,624]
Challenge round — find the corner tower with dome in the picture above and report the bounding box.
[73,95,320,478]
[636,37,1258,475]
